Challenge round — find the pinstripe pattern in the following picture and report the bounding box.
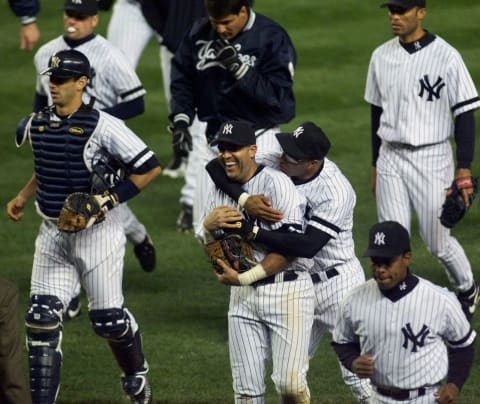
[333,278,476,391]
[365,35,479,291]
[34,35,146,111]
[204,166,314,402]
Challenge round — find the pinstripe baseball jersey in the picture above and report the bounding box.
[333,275,476,389]
[34,35,146,110]
[203,165,312,272]
[365,34,480,146]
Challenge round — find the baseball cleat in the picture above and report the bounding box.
[176,204,193,233]
[122,374,152,404]
[64,295,82,321]
[457,281,480,322]
[134,235,156,272]
[162,155,187,179]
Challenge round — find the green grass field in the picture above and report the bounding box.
[2,1,480,403]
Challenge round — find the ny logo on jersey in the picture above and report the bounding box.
[373,232,386,245]
[401,323,430,352]
[293,126,304,138]
[223,124,233,134]
[418,75,445,101]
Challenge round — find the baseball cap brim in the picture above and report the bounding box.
[275,133,309,161]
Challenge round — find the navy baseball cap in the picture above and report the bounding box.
[364,221,411,258]
[276,122,330,161]
[64,0,98,16]
[41,50,91,79]
[381,0,426,9]
[211,121,256,146]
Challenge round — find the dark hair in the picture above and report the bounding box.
[205,0,250,19]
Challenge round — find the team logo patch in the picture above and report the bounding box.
[223,124,233,135]
[69,127,85,136]
[401,323,430,352]
[293,126,304,138]
[51,56,61,69]
[418,75,445,101]
[373,232,386,245]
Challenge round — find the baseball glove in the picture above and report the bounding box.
[440,176,478,228]
[204,233,257,274]
[57,192,105,233]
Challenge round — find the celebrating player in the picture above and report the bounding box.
[205,122,372,402]
[201,121,315,403]
[170,0,295,233]
[7,50,160,404]
[32,0,156,278]
[332,221,476,404]
[366,0,480,320]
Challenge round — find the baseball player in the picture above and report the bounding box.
[205,122,372,403]
[200,121,315,404]
[103,0,207,179]
[170,0,294,233]
[32,0,156,277]
[7,50,160,404]
[8,0,40,51]
[332,221,477,404]
[366,0,480,320]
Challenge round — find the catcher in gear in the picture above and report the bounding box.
[440,176,478,228]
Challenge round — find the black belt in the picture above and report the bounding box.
[310,268,339,283]
[374,385,426,401]
[252,271,298,287]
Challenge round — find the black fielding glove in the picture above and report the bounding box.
[212,38,249,79]
[171,121,192,158]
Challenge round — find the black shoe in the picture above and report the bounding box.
[122,373,152,404]
[457,281,480,321]
[162,155,187,178]
[64,295,82,321]
[176,204,193,233]
[134,235,156,272]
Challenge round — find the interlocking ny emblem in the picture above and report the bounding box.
[223,124,233,135]
[401,323,430,352]
[374,232,385,246]
[418,75,445,101]
[51,56,61,68]
[293,126,304,138]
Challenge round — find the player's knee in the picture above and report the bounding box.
[25,294,63,348]
[89,307,135,341]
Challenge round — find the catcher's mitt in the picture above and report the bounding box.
[204,233,257,274]
[440,176,478,228]
[57,192,105,233]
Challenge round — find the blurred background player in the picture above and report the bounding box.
[32,0,156,279]
[102,0,207,179]
[8,0,40,51]
[170,0,295,233]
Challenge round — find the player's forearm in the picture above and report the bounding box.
[9,0,39,19]
[454,110,475,169]
[206,158,244,201]
[18,174,37,201]
[260,252,290,277]
[447,344,475,390]
[331,341,361,372]
[371,104,382,166]
[103,97,145,120]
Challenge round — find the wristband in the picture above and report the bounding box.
[238,192,250,208]
[21,16,36,25]
[238,264,267,286]
[110,179,140,203]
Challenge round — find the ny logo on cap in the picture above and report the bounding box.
[51,56,61,68]
[293,126,304,138]
[72,0,83,4]
[223,124,233,135]
[374,232,386,246]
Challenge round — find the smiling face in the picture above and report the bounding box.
[387,5,426,43]
[370,252,411,290]
[217,142,257,183]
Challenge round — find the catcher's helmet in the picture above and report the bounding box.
[40,49,91,79]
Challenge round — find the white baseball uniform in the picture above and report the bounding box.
[34,34,148,246]
[333,274,476,403]
[365,34,480,291]
[201,165,314,403]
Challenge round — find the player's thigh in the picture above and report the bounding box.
[30,221,79,309]
[228,287,269,395]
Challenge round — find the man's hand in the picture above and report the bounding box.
[204,206,243,232]
[351,355,374,378]
[214,258,240,285]
[7,195,28,221]
[434,383,459,404]
[212,38,249,79]
[455,168,474,207]
[172,124,192,158]
[20,23,40,51]
[244,195,283,222]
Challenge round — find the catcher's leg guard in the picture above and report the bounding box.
[89,308,151,402]
[25,295,63,404]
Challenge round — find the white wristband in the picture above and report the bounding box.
[238,264,268,286]
[238,192,250,208]
[203,226,215,243]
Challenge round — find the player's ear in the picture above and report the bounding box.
[91,15,99,28]
[402,251,412,265]
[416,7,426,20]
[248,145,257,159]
[76,76,88,91]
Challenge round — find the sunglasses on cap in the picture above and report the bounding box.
[65,10,91,20]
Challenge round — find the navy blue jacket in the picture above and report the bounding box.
[8,0,39,17]
[170,11,296,135]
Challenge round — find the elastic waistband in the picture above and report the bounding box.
[310,268,339,283]
[373,384,427,401]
